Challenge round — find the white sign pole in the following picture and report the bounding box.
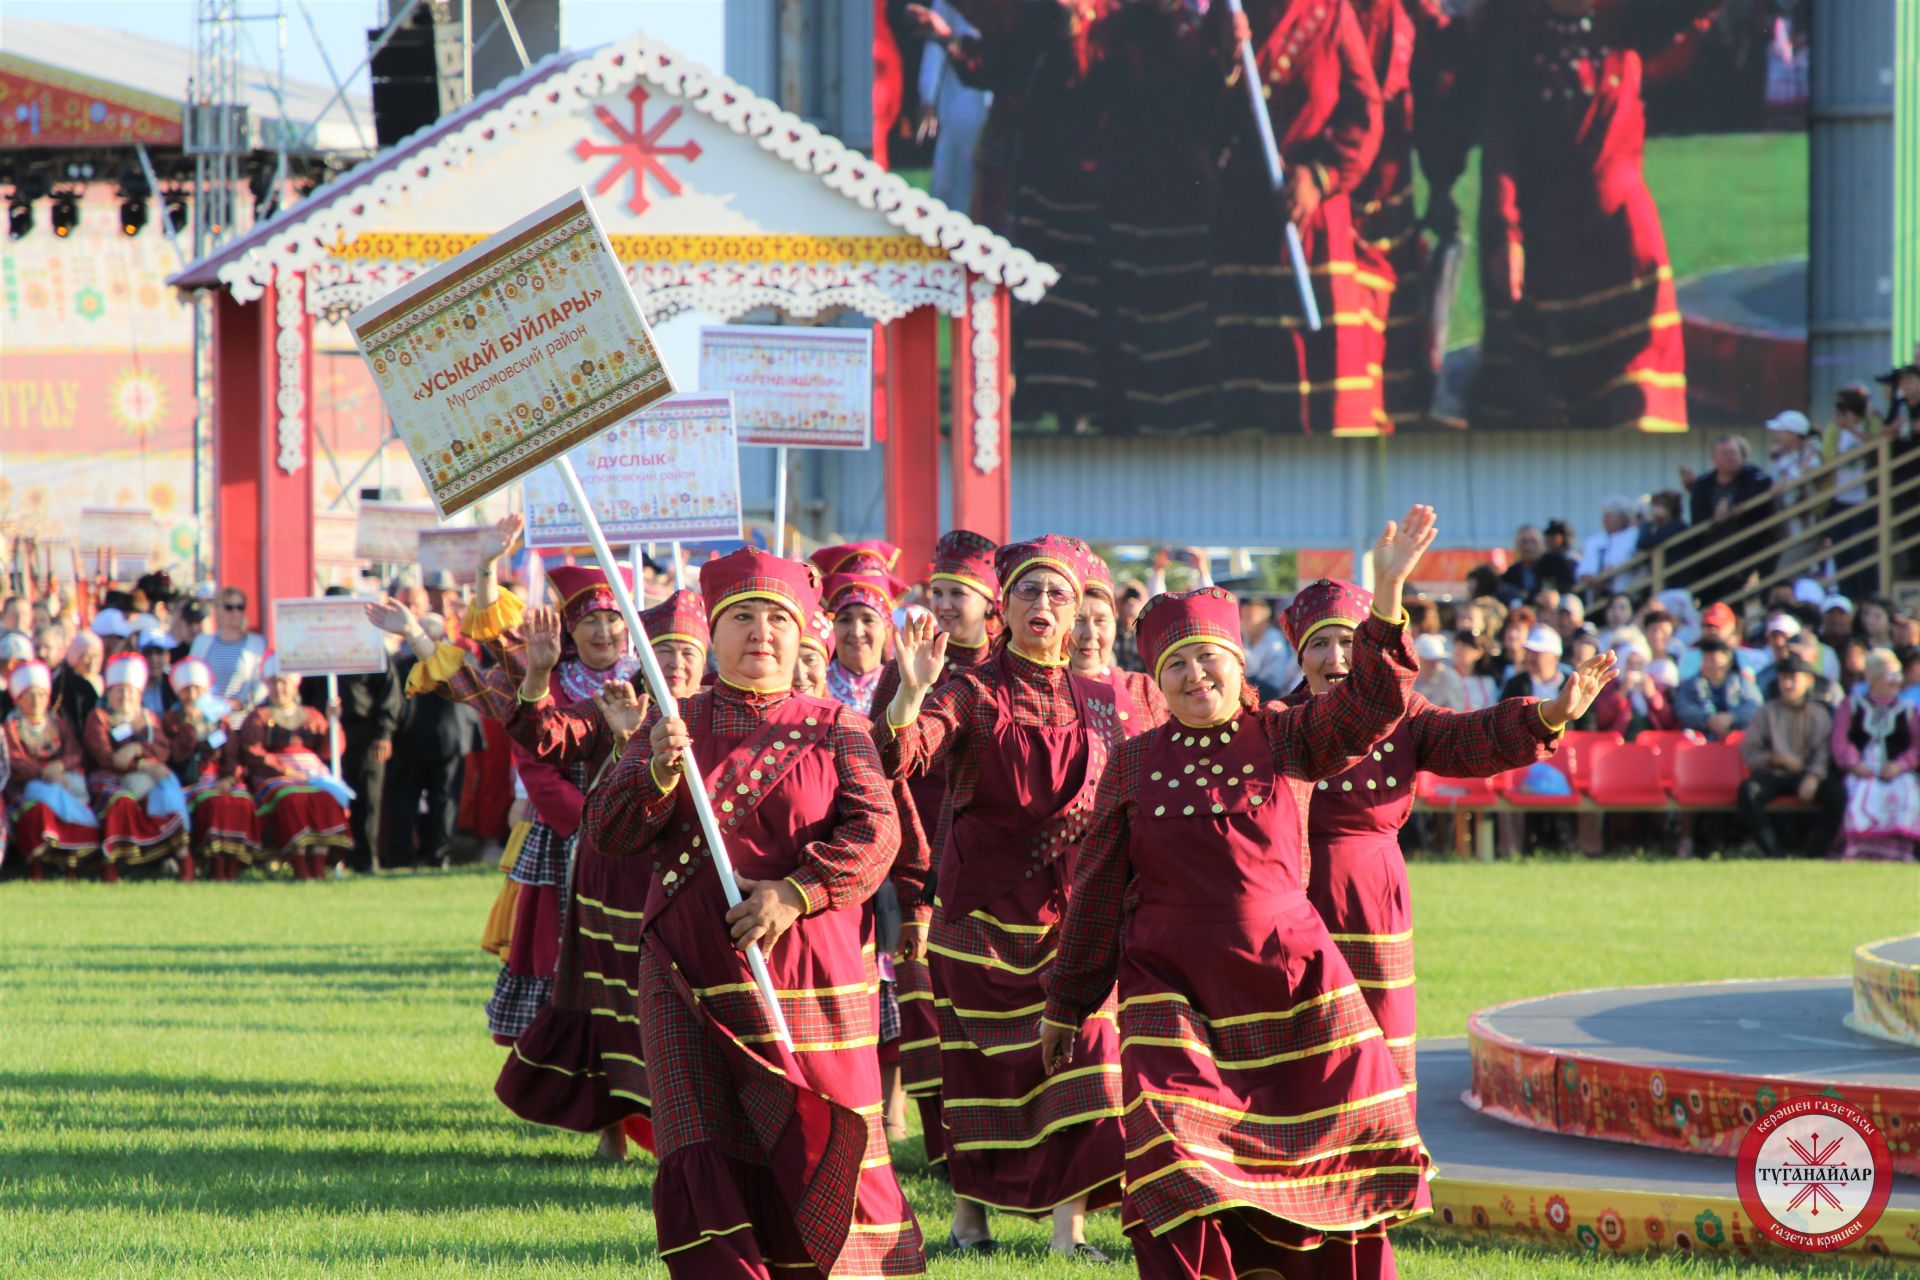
[326,673,343,779]
[552,454,794,1051]
[671,541,685,591]
[772,446,788,558]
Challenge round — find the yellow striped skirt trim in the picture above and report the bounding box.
[926,940,1058,975]
[573,892,645,920]
[1548,310,1682,358]
[1126,1130,1419,1167]
[1120,984,1360,1027]
[1532,265,1672,313]
[1128,1086,1410,1128]
[949,1105,1128,1152]
[1327,929,1413,944]
[942,1062,1121,1109]
[577,926,640,954]
[1121,1027,1383,1070]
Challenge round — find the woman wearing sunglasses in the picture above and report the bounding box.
[876,535,1125,1259]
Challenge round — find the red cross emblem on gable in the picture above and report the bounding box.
[572,84,702,216]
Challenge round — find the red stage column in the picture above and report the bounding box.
[260,273,316,627]
[212,290,267,631]
[884,308,941,574]
[948,277,1012,543]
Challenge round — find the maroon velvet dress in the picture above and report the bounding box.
[83,708,188,869]
[4,715,99,873]
[874,649,1126,1216]
[869,636,990,1165]
[1048,613,1432,1279]
[585,683,926,1278]
[1287,688,1558,1114]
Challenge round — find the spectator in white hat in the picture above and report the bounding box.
[1820,594,1855,652]
[1499,625,1575,704]
[1753,613,1802,691]
[1766,408,1825,573]
[90,608,133,659]
[1412,631,1467,710]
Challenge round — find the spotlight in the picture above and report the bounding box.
[50,193,79,238]
[7,198,30,241]
[163,191,189,234]
[120,196,148,236]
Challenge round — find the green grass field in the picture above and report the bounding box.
[0,857,1906,1278]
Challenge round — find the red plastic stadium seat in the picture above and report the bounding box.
[1670,742,1748,807]
[1586,743,1670,807]
[1723,730,1746,751]
[1562,730,1626,794]
[1416,772,1499,808]
[1634,729,1708,785]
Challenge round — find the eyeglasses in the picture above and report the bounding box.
[1011,582,1075,607]
[221,603,247,612]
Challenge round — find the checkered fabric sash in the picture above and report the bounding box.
[642,695,837,933]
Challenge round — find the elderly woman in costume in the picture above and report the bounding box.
[484,586,711,1160]
[1039,507,1440,1279]
[1831,649,1920,862]
[1070,553,1170,735]
[4,661,101,878]
[878,534,1124,1258]
[583,547,926,1277]
[868,529,1001,1168]
[235,655,351,878]
[796,610,834,698]
[83,652,190,879]
[1282,577,1612,1116]
[165,658,260,879]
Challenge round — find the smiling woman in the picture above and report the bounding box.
[873,534,1126,1259]
[1040,506,1443,1277]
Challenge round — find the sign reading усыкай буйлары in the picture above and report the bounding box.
[348,188,674,517]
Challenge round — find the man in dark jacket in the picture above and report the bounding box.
[385,615,483,870]
[1681,435,1775,602]
[1498,525,1579,604]
[299,588,404,873]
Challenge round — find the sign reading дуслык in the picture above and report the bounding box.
[349,188,675,517]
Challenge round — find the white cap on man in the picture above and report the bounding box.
[1765,613,1801,638]
[1524,625,1564,657]
[1765,409,1812,437]
[1823,594,1854,617]
[1414,633,1451,662]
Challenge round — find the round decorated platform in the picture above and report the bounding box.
[1465,977,1920,1175]
[1420,1037,1919,1265]
[1849,934,1920,1047]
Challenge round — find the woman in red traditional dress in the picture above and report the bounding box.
[84,653,190,879]
[1209,0,1385,436]
[1070,553,1170,735]
[877,534,1124,1258]
[4,661,101,878]
[165,658,261,880]
[868,529,1000,1170]
[1282,579,1611,1116]
[238,655,352,878]
[1472,0,1720,433]
[490,587,710,1159]
[797,609,834,698]
[1040,506,1439,1279]
[584,547,927,1278]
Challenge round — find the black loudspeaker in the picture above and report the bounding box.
[369,8,443,147]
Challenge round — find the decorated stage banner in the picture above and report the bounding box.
[521,393,742,548]
[348,188,676,517]
[270,597,389,676]
[418,528,488,584]
[77,507,157,561]
[354,503,441,563]
[698,324,873,449]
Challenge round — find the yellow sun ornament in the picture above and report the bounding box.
[108,368,169,437]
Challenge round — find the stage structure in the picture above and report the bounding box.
[171,30,1053,628]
